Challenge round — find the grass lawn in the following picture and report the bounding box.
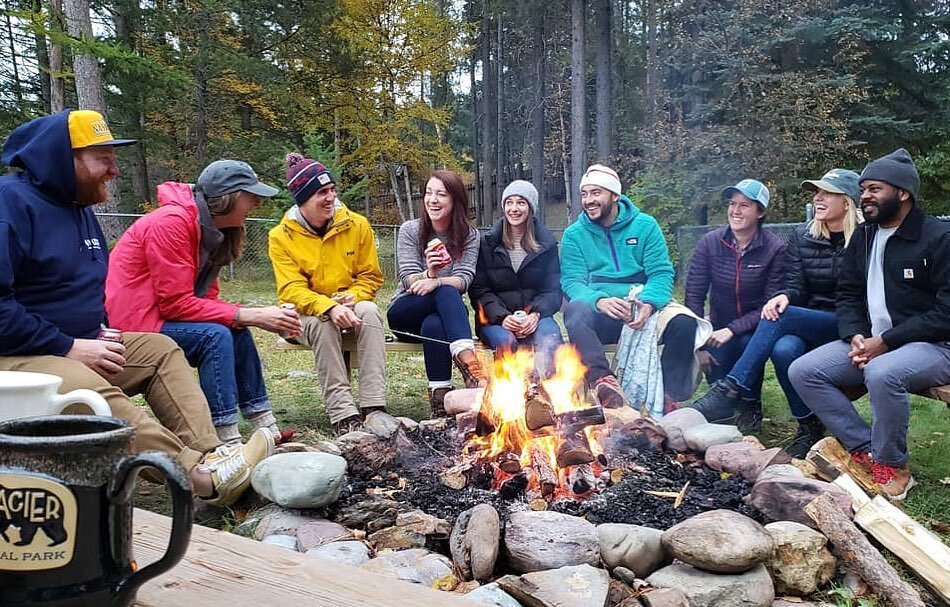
[217,278,949,539]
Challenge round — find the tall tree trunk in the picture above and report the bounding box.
[113,0,150,205]
[32,0,51,112]
[389,164,409,223]
[479,10,495,225]
[494,14,504,224]
[644,0,659,130]
[49,0,65,112]
[594,0,611,161]
[530,13,546,223]
[469,18,481,224]
[4,5,24,109]
[194,9,210,168]
[64,0,122,232]
[569,0,587,219]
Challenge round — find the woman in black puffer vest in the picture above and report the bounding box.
[690,169,862,456]
[469,180,563,375]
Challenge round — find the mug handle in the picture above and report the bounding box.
[51,388,111,416]
[109,451,194,604]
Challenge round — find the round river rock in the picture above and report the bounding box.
[503,510,600,573]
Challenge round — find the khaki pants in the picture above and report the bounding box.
[0,332,220,471]
[300,301,387,423]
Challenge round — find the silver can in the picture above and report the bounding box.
[278,303,299,342]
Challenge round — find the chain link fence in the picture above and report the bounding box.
[96,212,805,287]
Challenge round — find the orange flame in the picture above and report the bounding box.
[476,303,489,326]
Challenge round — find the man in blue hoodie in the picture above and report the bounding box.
[0,110,272,506]
[561,164,700,408]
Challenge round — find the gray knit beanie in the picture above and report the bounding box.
[859,148,920,202]
[500,180,539,214]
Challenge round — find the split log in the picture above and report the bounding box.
[804,492,926,607]
[455,411,478,438]
[556,406,606,434]
[805,437,877,494]
[339,433,399,478]
[531,450,557,497]
[568,463,596,495]
[498,452,522,474]
[498,472,528,500]
[525,394,555,430]
[556,432,595,467]
[833,475,950,602]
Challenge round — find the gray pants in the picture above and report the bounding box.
[788,339,950,466]
[300,301,387,423]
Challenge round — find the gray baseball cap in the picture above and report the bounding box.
[801,168,861,202]
[196,160,280,198]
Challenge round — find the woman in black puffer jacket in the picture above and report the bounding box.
[690,169,862,455]
[469,180,563,374]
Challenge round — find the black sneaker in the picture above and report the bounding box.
[689,378,741,424]
[736,399,763,433]
[785,415,825,459]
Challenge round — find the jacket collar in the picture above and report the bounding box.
[893,205,925,241]
[720,225,767,253]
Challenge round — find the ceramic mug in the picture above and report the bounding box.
[0,415,193,606]
[0,371,110,422]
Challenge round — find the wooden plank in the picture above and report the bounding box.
[851,496,950,603]
[806,437,879,495]
[923,384,950,404]
[132,509,478,607]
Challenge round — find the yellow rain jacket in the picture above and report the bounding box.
[268,204,384,318]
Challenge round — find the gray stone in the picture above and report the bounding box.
[647,563,775,607]
[294,519,353,552]
[251,452,347,509]
[247,503,319,541]
[682,423,744,453]
[306,541,371,567]
[773,601,817,607]
[360,548,453,586]
[611,566,640,586]
[747,476,852,528]
[444,388,485,415]
[419,418,449,432]
[450,504,500,582]
[368,525,427,551]
[657,407,707,452]
[497,564,610,607]
[261,534,299,550]
[597,523,670,577]
[395,416,419,431]
[396,509,452,538]
[764,521,836,596]
[364,410,401,438]
[661,510,772,573]
[464,583,523,607]
[311,440,343,455]
[756,464,803,482]
[286,370,315,379]
[640,588,691,607]
[704,443,791,482]
[503,510,600,573]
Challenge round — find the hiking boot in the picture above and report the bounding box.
[689,377,741,424]
[202,428,275,507]
[736,399,763,433]
[428,387,452,418]
[785,415,825,459]
[871,461,916,501]
[331,415,365,436]
[592,375,630,409]
[453,349,488,388]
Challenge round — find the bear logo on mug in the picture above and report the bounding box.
[0,474,76,571]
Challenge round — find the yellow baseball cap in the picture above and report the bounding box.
[67,110,136,149]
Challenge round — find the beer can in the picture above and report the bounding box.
[98,326,123,343]
[280,303,296,311]
[513,310,528,321]
[427,238,452,266]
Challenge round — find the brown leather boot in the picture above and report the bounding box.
[452,349,488,388]
[428,387,452,418]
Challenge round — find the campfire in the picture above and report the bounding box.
[446,346,652,503]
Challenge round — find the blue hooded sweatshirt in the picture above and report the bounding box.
[0,110,109,356]
[560,195,674,310]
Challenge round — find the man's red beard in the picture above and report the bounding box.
[74,164,111,206]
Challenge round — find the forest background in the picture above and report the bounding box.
[1,0,949,241]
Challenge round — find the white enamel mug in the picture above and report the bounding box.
[0,371,111,422]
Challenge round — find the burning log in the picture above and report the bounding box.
[556,431,595,467]
[456,411,478,438]
[498,472,528,500]
[530,450,557,498]
[556,406,607,433]
[439,462,472,490]
[525,394,555,430]
[498,452,523,474]
[568,463,596,495]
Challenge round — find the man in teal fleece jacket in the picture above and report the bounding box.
[561,164,698,407]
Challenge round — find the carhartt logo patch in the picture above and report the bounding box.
[0,474,77,571]
[904,268,915,279]
[626,237,638,245]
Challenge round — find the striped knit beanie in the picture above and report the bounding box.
[285,152,334,205]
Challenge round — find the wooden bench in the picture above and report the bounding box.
[132,508,478,606]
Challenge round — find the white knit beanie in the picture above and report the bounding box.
[580,164,622,196]
[500,180,539,213]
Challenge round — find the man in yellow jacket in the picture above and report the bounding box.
[268,153,386,435]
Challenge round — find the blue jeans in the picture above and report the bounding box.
[479,317,563,376]
[727,306,838,418]
[704,332,763,401]
[160,322,271,427]
[387,286,473,382]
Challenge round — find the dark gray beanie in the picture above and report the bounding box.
[860,148,920,202]
[500,180,539,213]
